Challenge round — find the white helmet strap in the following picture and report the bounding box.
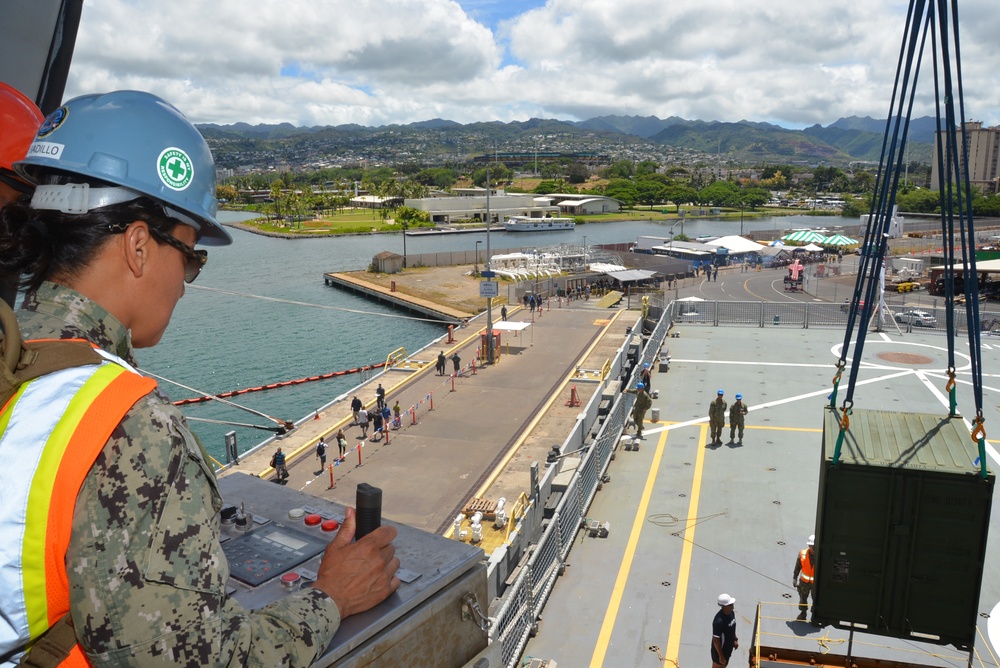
[31,183,144,214]
[29,182,201,231]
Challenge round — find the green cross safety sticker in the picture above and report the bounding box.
[158,147,194,191]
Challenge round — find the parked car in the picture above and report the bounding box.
[895,310,937,327]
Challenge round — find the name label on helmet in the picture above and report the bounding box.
[26,142,64,159]
[157,147,194,191]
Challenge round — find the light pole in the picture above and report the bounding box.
[582,235,587,269]
[485,167,495,364]
[475,240,482,276]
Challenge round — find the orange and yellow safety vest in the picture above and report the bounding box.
[0,345,156,666]
[798,548,815,583]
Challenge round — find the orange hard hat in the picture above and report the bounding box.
[1,81,45,187]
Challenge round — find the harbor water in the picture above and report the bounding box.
[140,212,852,462]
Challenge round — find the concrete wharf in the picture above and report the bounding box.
[323,271,472,323]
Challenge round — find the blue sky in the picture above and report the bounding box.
[64,0,999,129]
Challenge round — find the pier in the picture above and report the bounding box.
[323,271,473,323]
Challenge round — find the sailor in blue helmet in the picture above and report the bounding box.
[729,392,748,445]
[709,389,727,445]
[627,381,653,439]
[0,91,399,666]
[640,360,652,391]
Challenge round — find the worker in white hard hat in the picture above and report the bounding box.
[793,534,817,620]
[711,593,738,668]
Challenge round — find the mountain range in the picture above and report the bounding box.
[198,114,938,168]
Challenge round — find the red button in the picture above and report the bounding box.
[304,514,322,526]
[280,572,301,588]
[321,519,340,532]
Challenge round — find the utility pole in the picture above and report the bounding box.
[485,167,495,364]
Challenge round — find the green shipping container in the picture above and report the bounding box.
[814,408,994,650]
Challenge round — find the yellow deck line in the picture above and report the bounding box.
[664,423,710,663]
[589,427,670,667]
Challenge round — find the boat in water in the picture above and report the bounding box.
[503,215,576,232]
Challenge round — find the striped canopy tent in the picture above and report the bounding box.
[781,230,827,243]
[821,234,859,246]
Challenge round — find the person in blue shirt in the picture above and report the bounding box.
[712,593,739,668]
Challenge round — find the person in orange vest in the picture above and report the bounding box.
[0,91,400,666]
[793,534,817,621]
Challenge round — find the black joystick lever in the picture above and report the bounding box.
[355,483,382,539]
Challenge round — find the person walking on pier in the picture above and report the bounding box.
[375,383,386,411]
[711,594,739,668]
[316,437,328,472]
[501,305,507,321]
[709,389,727,445]
[271,447,289,481]
[371,410,383,442]
[336,428,348,460]
[392,400,402,429]
[793,535,816,621]
[437,351,447,376]
[358,407,369,438]
[451,352,462,376]
[351,395,362,424]
[729,393,748,445]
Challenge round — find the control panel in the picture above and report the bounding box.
[217,473,487,667]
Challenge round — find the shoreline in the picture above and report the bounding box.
[221,208,822,240]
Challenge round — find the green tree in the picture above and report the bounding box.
[602,160,634,180]
[662,185,698,211]
[635,160,659,177]
[604,179,638,207]
[566,162,590,184]
[699,180,741,207]
[742,187,771,209]
[635,177,666,209]
[216,184,239,203]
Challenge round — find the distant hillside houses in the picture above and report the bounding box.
[403,191,621,224]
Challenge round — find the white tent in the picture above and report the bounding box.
[801,243,824,252]
[704,235,766,253]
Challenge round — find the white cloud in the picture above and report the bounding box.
[60,0,998,128]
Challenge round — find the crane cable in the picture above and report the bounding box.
[832,0,988,478]
[144,369,294,433]
[832,0,930,459]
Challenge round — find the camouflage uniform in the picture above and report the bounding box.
[708,396,727,445]
[729,400,748,443]
[628,388,653,439]
[15,283,340,667]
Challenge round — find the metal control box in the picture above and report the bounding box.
[218,473,489,667]
[814,408,994,650]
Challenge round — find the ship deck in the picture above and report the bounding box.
[524,323,1000,667]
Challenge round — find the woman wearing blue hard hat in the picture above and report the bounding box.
[0,90,399,667]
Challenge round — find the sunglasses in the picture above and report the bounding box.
[147,226,208,283]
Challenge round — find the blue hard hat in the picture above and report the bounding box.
[15,90,231,245]
[717,389,724,395]
[636,383,644,389]
[735,393,742,400]
[643,362,650,368]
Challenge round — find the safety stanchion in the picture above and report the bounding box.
[450,374,456,392]
[472,359,477,375]
[566,385,581,407]
[356,442,363,466]
[411,405,418,425]
[328,464,335,489]
[430,392,434,411]
[384,426,390,445]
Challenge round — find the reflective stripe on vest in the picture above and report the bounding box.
[0,355,156,665]
[798,549,815,583]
